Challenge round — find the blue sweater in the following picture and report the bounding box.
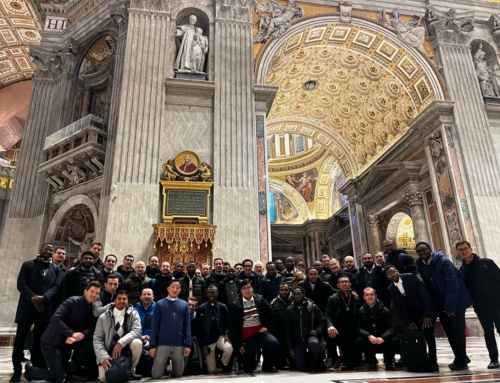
[150,298,191,349]
[135,301,155,336]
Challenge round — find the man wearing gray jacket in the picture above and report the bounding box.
[93,290,143,381]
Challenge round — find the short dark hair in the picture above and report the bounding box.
[104,254,117,262]
[86,281,101,290]
[279,282,290,288]
[456,240,471,249]
[168,279,181,287]
[266,262,275,269]
[240,278,252,287]
[382,265,397,274]
[242,259,253,267]
[415,241,432,250]
[223,261,230,266]
[306,267,318,275]
[91,242,103,248]
[54,246,66,253]
[80,251,94,259]
[115,290,129,299]
[105,274,120,283]
[234,263,242,268]
[213,258,223,264]
[124,254,134,260]
[149,255,158,261]
[188,296,199,304]
[337,276,350,283]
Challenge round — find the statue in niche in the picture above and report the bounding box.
[381,10,425,53]
[491,65,500,97]
[174,15,208,73]
[254,0,304,42]
[89,36,116,61]
[474,44,494,97]
[492,17,500,42]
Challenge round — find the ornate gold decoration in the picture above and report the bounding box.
[162,150,212,182]
[0,0,41,89]
[260,21,443,179]
[269,176,311,223]
[0,176,13,188]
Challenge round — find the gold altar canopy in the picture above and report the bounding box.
[153,150,216,266]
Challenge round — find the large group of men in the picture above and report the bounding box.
[11,238,500,382]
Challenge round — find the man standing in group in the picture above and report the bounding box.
[259,262,283,303]
[254,261,265,276]
[358,252,389,307]
[383,239,417,274]
[228,279,279,373]
[283,256,305,289]
[150,280,191,378]
[374,252,386,267]
[146,256,161,279]
[218,267,241,307]
[62,251,101,300]
[25,281,102,383]
[92,274,120,317]
[52,247,67,276]
[89,243,105,272]
[201,264,211,278]
[324,258,361,296]
[459,240,500,369]
[173,262,186,280]
[153,262,172,301]
[205,258,226,288]
[98,255,123,286]
[179,262,207,304]
[320,254,331,277]
[117,255,135,280]
[93,290,143,381]
[298,267,335,314]
[236,259,262,294]
[269,283,293,370]
[123,261,152,306]
[197,286,233,374]
[344,256,360,278]
[416,242,473,370]
[11,243,62,382]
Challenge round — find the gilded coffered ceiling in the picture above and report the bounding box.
[0,0,41,89]
[261,21,445,180]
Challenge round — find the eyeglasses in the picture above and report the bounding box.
[241,286,253,290]
[188,304,197,307]
[457,248,470,252]
[338,281,350,284]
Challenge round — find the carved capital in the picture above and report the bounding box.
[110,0,130,33]
[365,214,379,229]
[426,7,474,46]
[130,0,169,12]
[30,38,77,80]
[217,0,252,22]
[404,190,423,206]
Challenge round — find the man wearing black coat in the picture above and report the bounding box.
[179,262,207,304]
[218,267,241,306]
[152,261,172,301]
[355,288,399,369]
[123,261,152,306]
[61,251,101,300]
[259,262,284,303]
[146,255,161,278]
[324,258,362,297]
[11,243,62,382]
[97,255,123,286]
[383,239,417,274]
[228,279,279,373]
[204,258,226,288]
[358,253,390,307]
[459,240,500,369]
[269,282,293,369]
[25,281,101,383]
[116,254,134,280]
[236,259,262,294]
[298,267,336,313]
[285,286,326,371]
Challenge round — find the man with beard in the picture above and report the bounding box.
[98,255,123,286]
[270,283,293,369]
[283,256,305,289]
[259,262,284,303]
[153,262,172,301]
[383,239,417,274]
[11,243,62,382]
[179,262,207,304]
[324,258,362,297]
[358,253,389,307]
[344,256,359,278]
[92,274,120,317]
[374,252,386,267]
[299,268,336,313]
[312,261,324,279]
[274,260,284,274]
[146,256,160,279]
[205,258,226,288]
[320,254,332,277]
[285,286,326,372]
[62,251,101,300]
[325,276,360,370]
[355,288,399,369]
[123,262,152,306]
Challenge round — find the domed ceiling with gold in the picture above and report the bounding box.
[0,0,41,89]
[260,20,445,180]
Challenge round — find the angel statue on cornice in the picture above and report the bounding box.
[254,0,304,42]
[380,10,426,53]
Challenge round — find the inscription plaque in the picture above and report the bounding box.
[166,190,208,217]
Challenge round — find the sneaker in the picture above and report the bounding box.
[488,360,500,369]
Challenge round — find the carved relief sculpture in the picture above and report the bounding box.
[254,0,304,42]
[404,190,423,206]
[429,132,443,159]
[380,10,425,53]
[425,7,474,45]
[491,65,500,97]
[473,44,495,97]
[491,16,500,45]
[339,1,352,23]
[174,15,208,73]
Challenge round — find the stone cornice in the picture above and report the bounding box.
[254,84,278,114]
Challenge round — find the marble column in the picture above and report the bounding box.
[212,4,261,262]
[0,41,76,325]
[404,190,431,245]
[428,7,500,263]
[365,214,381,254]
[100,0,172,257]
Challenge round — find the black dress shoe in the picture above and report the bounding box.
[65,374,89,382]
[448,363,468,371]
[9,374,21,383]
[488,360,500,369]
[466,356,471,364]
[261,367,278,373]
[24,362,33,382]
[429,363,439,372]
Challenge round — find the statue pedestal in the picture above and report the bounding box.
[174,71,207,81]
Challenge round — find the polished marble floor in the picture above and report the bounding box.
[0,337,498,383]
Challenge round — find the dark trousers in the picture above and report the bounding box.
[293,336,322,371]
[355,336,400,363]
[327,331,359,368]
[241,332,279,373]
[12,322,48,372]
[276,343,289,369]
[408,315,438,364]
[30,343,71,383]
[439,310,468,365]
[477,308,500,361]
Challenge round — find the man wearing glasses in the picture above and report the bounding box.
[236,259,262,294]
[228,279,279,373]
[98,255,123,286]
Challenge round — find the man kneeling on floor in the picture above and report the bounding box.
[93,290,143,381]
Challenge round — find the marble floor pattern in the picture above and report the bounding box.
[0,337,499,383]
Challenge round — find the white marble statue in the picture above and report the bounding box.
[474,44,494,97]
[174,15,208,72]
[491,64,500,97]
[382,10,426,53]
[254,0,304,42]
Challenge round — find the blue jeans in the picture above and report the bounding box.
[242,332,279,373]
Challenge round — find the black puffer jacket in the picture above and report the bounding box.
[123,273,152,306]
[204,270,226,288]
[269,293,293,343]
[298,279,336,313]
[285,298,325,349]
[356,300,395,340]
[179,274,207,304]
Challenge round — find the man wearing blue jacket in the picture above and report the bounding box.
[150,279,191,378]
[415,242,473,371]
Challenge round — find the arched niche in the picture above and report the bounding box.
[72,35,117,127]
[385,212,416,253]
[471,39,500,98]
[269,177,311,224]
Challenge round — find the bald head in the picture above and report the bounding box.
[344,256,355,270]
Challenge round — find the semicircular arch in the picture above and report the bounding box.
[269,177,311,223]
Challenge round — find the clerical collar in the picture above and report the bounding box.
[422,258,432,265]
[167,296,178,301]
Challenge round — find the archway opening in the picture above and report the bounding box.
[386,212,416,256]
